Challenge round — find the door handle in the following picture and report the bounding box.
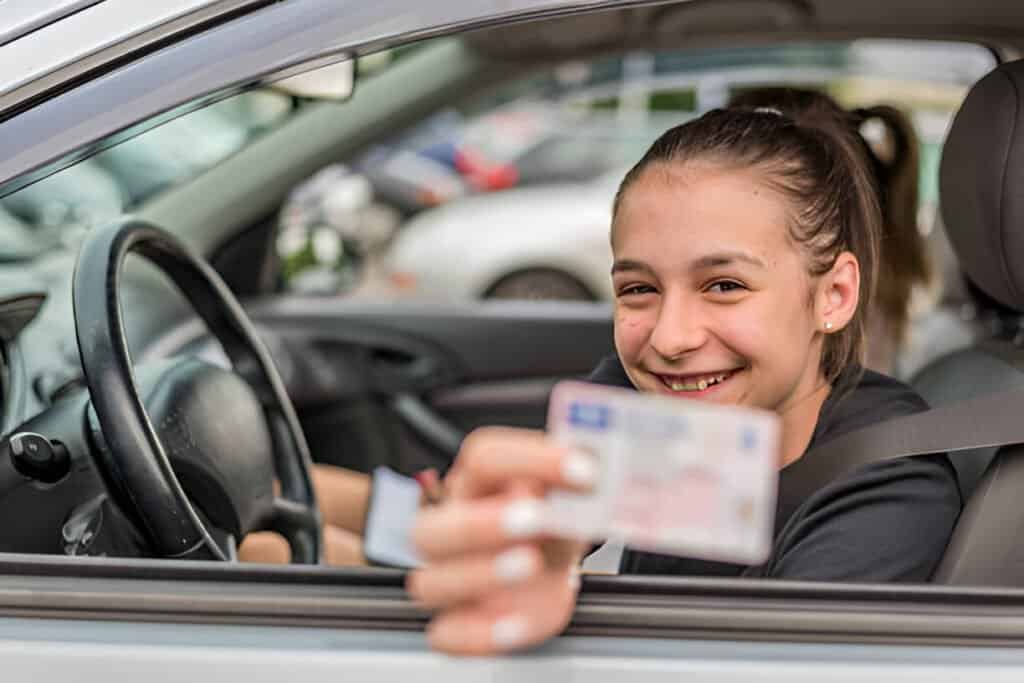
[368,345,447,392]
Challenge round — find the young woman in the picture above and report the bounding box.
[405,104,961,655]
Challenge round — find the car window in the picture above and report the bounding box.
[0,89,297,260]
[0,31,996,566]
[273,39,994,375]
[0,43,433,264]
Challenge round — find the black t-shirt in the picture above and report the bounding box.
[585,356,962,582]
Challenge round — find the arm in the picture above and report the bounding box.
[310,464,372,535]
[239,464,373,565]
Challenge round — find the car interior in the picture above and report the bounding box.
[3,1,1024,605]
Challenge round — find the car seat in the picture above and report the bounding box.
[910,58,1024,586]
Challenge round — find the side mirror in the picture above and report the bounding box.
[266,55,356,102]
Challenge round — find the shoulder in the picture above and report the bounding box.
[764,370,961,582]
[811,368,930,446]
[812,369,960,510]
[763,452,960,582]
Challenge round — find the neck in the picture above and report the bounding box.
[777,378,832,469]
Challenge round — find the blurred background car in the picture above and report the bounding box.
[385,165,625,302]
[353,109,470,216]
[380,113,678,302]
[368,41,986,306]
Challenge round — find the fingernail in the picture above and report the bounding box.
[494,547,536,583]
[568,568,581,593]
[502,499,545,538]
[492,615,529,650]
[562,449,598,488]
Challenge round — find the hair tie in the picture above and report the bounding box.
[754,106,785,117]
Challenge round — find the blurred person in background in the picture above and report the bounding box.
[729,88,935,374]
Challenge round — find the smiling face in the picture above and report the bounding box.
[611,161,859,426]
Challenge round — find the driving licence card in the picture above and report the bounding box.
[544,381,781,565]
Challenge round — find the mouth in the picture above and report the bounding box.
[654,368,743,397]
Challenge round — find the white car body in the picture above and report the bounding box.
[387,170,623,301]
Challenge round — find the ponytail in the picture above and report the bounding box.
[728,88,933,355]
[854,105,934,346]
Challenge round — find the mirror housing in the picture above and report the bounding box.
[265,54,356,101]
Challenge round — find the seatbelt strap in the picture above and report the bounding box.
[779,385,1024,512]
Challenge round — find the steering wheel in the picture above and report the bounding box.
[71,219,322,562]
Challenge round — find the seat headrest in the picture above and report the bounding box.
[941,59,1024,313]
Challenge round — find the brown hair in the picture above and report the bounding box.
[854,104,934,347]
[612,102,882,390]
[730,88,933,362]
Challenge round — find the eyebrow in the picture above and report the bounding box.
[611,251,766,275]
[691,251,767,270]
[610,259,653,275]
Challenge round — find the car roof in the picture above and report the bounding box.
[1,0,101,46]
[1,0,1021,107]
[0,0,251,102]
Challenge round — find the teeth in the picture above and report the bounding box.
[666,371,732,392]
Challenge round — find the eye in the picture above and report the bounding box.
[617,283,656,297]
[705,280,746,294]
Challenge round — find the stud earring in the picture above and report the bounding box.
[824,321,834,331]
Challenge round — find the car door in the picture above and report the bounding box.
[5,1,1024,680]
[4,556,1024,681]
[244,297,614,475]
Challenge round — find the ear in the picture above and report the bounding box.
[816,251,860,333]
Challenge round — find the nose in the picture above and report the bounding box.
[648,290,708,360]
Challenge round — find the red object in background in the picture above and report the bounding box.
[454,148,519,191]
[414,468,443,505]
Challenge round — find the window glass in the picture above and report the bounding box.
[0,27,1004,593]
[277,41,993,312]
[0,89,296,259]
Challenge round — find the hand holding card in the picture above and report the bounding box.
[544,381,781,564]
[407,383,780,656]
[408,426,589,655]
